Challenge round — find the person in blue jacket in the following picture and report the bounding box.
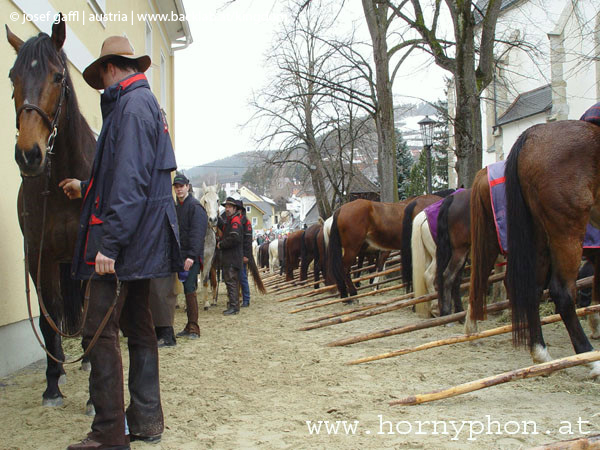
[59,36,181,450]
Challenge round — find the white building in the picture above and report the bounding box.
[448,0,599,186]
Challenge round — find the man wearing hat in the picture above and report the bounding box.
[173,173,207,339]
[217,197,244,315]
[60,35,180,449]
[236,199,253,307]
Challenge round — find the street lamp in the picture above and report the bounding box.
[418,115,436,195]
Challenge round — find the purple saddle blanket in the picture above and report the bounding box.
[581,102,600,126]
[423,188,465,243]
[487,160,600,253]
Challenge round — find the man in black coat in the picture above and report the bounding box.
[236,200,253,307]
[217,197,243,315]
[173,173,208,339]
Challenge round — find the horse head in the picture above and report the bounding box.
[200,182,220,227]
[7,14,70,177]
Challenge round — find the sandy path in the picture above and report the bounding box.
[1,277,600,449]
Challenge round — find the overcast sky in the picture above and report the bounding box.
[174,1,447,170]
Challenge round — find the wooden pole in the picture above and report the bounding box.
[347,303,600,365]
[277,265,403,302]
[325,300,510,346]
[290,281,407,314]
[297,274,405,306]
[390,350,600,406]
[529,434,600,450]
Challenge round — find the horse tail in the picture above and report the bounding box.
[470,176,492,321]
[313,231,321,286]
[401,200,418,291]
[435,195,455,298]
[300,230,308,281]
[505,130,537,348]
[411,211,429,298]
[247,254,267,294]
[60,263,84,334]
[280,238,286,276]
[328,209,347,297]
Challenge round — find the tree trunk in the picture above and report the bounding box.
[363,0,398,202]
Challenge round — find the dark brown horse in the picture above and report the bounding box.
[258,242,270,269]
[435,188,471,317]
[400,194,446,291]
[285,230,304,281]
[300,223,321,281]
[278,237,286,276]
[7,21,94,405]
[466,167,504,334]
[504,121,600,375]
[328,199,414,298]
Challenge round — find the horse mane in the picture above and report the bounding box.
[401,200,418,291]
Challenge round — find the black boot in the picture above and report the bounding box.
[156,327,176,347]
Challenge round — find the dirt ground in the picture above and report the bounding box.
[1,275,600,450]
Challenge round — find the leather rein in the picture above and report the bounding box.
[19,64,118,365]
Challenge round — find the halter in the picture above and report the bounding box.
[15,65,69,159]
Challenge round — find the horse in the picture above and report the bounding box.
[435,188,471,317]
[7,20,94,406]
[503,121,600,375]
[400,193,451,292]
[300,223,322,281]
[258,242,270,269]
[410,210,438,317]
[328,199,414,298]
[268,239,279,274]
[285,230,304,281]
[278,237,286,276]
[198,183,220,310]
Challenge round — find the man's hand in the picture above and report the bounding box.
[184,258,194,271]
[59,178,82,200]
[243,256,248,263]
[95,252,115,275]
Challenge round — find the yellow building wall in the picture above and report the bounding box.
[0,0,180,327]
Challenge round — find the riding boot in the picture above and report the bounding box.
[125,344,163,440]
[181,292,200,336]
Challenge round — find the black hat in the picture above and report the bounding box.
[221,196,237,207]
[173,173,189,185]
[235,199,244,210]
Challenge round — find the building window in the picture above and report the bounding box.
[246,206,251,213]
[252,217,258,227]
[160,52,166,108]
[145,21,153,89]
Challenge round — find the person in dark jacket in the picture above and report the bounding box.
[60,36,181,449]
[173,173,208,339]
[217,197,243,315]
[236,200,252,307]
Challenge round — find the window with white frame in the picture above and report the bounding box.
[252,217,258,227]
[246,206,251,213]
[145,21,153,89]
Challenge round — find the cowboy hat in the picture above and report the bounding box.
[221,197,237,207]
[83,36,151,90]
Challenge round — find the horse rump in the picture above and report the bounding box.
[400,200,418,291]
[327,209,347,297]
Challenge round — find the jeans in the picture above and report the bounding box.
[182,260,201,294]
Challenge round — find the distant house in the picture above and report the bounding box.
[238,186,278,231]
[240,197,267,229]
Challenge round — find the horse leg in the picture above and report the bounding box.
[548,244,600,377]
[588,254,600,339]
[442,249,468,316]
[39,314,64,406]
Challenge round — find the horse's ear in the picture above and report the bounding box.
[51,13,66,52]
[6,25,23,53]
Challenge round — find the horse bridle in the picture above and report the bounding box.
[15,65,69,159]
[18,61,118,365]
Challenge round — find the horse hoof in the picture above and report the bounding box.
[58,374,67,385]
[85,403,96,416]
[80,362,91,372]
[42,396,64,407]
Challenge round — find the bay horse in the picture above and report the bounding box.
[300,223,322,281]
[504,121,600,375]
[285,230,303,281]
[7,21,94,405]
[435,188,471,317]
[328,199,414,298]
[258,241,270,269]
[198,184,220,310]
